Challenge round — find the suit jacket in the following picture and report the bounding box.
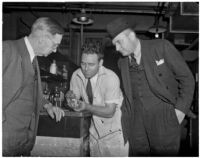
[118,39,195,141]
[3,38,48,154]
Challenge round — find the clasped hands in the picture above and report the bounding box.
[65,90,88,112]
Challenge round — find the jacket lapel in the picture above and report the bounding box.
[118,57,133,113]
[16,39,43,113]
[35,58,43,112]
[16,38,35,82]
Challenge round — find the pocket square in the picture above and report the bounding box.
[155,59,164,66]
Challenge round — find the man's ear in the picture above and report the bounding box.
[128,31,136,41]
[99,59,104,67]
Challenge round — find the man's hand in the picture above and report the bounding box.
[66,90,79,108]
[175,108,185,124]
[67,98,79,108]
[44,103,65,122]
[73,100,87,112]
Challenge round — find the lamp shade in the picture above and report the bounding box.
[148,25,166,33]
[72,9,94,25]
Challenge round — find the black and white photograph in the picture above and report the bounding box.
[2,1,199,157]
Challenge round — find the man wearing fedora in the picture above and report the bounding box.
[106,17,195,156]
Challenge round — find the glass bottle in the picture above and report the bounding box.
[62,65,68,81]
[54,86,62,107]
[50,60,57,75]
[43,84,50,101]
[59,83,65,102]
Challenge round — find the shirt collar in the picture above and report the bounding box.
[129,40,141,63]
[134,40,141,57]
[24,36,36,62]
[89,72,98,87]
[77,66,106,84]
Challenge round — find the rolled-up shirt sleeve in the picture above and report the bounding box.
[104,73,123,107]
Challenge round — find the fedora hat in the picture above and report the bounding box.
[106,17,135,39]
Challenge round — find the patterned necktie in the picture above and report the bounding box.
[86,78,93,104]
[129,53,138,67]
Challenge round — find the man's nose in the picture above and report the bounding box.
[84,64,88,71]
[116,44,120,51]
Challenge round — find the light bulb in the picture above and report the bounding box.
[155,33,159,38]
[80,16,87,22]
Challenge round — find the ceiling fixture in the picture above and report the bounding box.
[148,2,166,38]
[148,25,166,34]
[149,25,166,38]
[71,8,94,61]
[72,8,94,25]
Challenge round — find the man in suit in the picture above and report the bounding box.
[3,17,65,156]
[106,17,195,156]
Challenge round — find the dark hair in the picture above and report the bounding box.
[31,17,64,35]
[81,42,104,60]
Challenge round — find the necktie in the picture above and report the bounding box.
[86,78,93,104]
[32,57,38,108]
[129,53,138,67]
[32,56,38,80]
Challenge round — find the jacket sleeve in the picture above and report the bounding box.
[3,41,13,117]
[41,97,51,107]
[3,41,12,73]
[3,41,22,122]
[163,40,195,114]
